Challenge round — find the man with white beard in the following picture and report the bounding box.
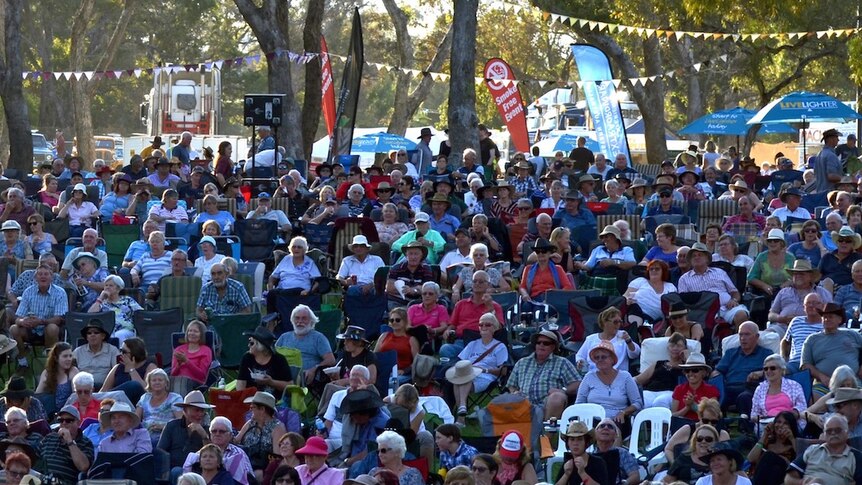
[275,304,336,386]
[195,263,252,322]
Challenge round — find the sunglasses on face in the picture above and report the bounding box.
[389,318,402,323]
[535,340,555,347]
[660,193,671,198]
[683,368,704,374]
[58,417,75,424]
[378,448,391,454]
[597,422,615,430]
[804,229,818,233]
[701,418,719,425]
[839,238,854,243]
[763,366,779,372]
[696,436,715,443]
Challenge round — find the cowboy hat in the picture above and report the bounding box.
[1,377,33,400]
[787,259,821,280]
[817,302,846,321]
[0,437,38,465]
[80,319,109,340]
[779,187,804,203]
[486,181,514,196]
[374,182,395,195]
[822,128,842,141]
[150,136,165,146]
[99,401,141,429]
[514,160,532,171]
[340,389,385,415]
[401,240,429,259]
[832,226,862,250]
[614,172,632,183]
[827,387,862,405]
[686,242,712,262]
[702,441,744,469]
[560,420,594,439]
[628,178,648,190]
[175,390,214,410]
[563,189,583,200]
[652,174,678,188]
[336,325,369,344]
[667,301,688,319]
[445,360,483,385]
[295,436,328,456]
[588,340,618,366]
[418,127,434,138]
[575,174,597,190]
[598,225,622,242]
[728,180,749,193]
[428,192,452,207]
[0,335,16,357]
[679,352,712,372]
[243,326,277,354]
[739,156,758,169]
[243,391,277,412]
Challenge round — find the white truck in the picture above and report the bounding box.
[139,66,222,137]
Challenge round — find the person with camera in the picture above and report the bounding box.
[39,405,94,485]
[746,411,798,485]
[125,178,159,221]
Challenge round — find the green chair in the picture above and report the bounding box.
[158,276,202,322]
[275,346,312,415]
[317,309,343,351]
[102,223,141,268]
[209,313,261,369]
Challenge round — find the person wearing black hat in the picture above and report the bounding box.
[236,326,293,396]
[813,128,844,193]
[772,187,812,223]
[73,319,120,388]
[557,190,597,241]
[0,377,45,423]
[518,238,574,305]
[140,136,165,161]
[411,127,434,177]
[335,388,390,469]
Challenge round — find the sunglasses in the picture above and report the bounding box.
[701,418,719,425]
[683,368,704,374]
[58,417,75,424]
[378,448,391,454]
[28,221,38,226]
[535,340,555,347]
[596,423,615,430]
[389,318,402,323]
[804,229,818,234]
[660,193,671,198]
[763,366,779,372]
[696,436,715,443]
[839,238,855,243]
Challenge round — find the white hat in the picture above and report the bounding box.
[72,183,87,193]
[350,235,372,248]
[445,360,483,385]
[99,401,141,429]
[0,220,20,231]
[199,236,217,247]
[414,212,430,223]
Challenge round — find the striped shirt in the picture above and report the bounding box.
[784,317,823,364]
[16,283,68,320]
[183,444,253,485]
[40,432,95,485]
[133,251,173,286]
[677,267,738,309]
[197,279,252,314]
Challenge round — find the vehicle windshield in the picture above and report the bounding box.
[95,139,114,149]
[32,135,48,149]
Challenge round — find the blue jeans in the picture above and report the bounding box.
[439,340,465,360]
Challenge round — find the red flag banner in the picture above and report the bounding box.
[483,58,530,153]
[320,36,336,137]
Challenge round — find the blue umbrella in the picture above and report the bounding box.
[678,107,796,136]
[351,132,417,153]
[747,91,862,125]
[532,134,600,157]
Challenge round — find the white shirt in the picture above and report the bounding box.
[575,333,641,373]
[695,476,751,485]
[627,277,677,320]
[324,389,347,440]
[587,165,611,179]
[194,253,226,285]
[242,149,281,170]
[772,206,812,223]
[336,254,385,286]
[438,249,472,271]
[540,198,564,211]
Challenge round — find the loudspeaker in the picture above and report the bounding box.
[243,94,285,127]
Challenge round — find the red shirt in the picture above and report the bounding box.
[519,263,574,298]
[74,397,102,422]
[450,298,504,337]
[672,382,720,420]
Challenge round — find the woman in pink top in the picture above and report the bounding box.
[407,281,450,339]
[170,320,213,395]
[750,354,806,421]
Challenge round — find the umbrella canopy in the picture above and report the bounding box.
[351,132,417,153]
[747,91,862,125]
[532,134,600,157]
[679,107,797,136]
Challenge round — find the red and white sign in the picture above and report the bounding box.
[320,36,336,137]
[484,58,530,153]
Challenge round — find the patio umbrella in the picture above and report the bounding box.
[532,134,600,157]
[747,91,862,159]
[351,132,417,153]
[679,107,796,136]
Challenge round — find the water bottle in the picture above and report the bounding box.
[389,375,399,397]
[217,377,225,389]
[315,417,327,436]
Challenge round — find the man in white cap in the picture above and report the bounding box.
[337,235,384,296]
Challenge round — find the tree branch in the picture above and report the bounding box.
[405,24,453,114]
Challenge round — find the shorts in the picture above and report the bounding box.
[720,304,748,323]
[473,372,496,393]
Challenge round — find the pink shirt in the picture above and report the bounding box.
[407,303,449,329]
[170,343,213,384]
[764,392,794,417]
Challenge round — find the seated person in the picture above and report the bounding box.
[0,188,35,232]
[268,236,321,295]
[70,371,103,421]
[645,187,684,217]
[61,228,108,279]
[121,220,159,269]
[385,240,434,308]
[439,270,504,360]
[7,252,63,317]
[672,353,720,420]
[236,392,286,478]
[819,226,862,288]
[0,221,32,262]
[99,337,158,406]
[330,327,377,386]
[439,228,473,273]
[130,231,173,288]
[237,326,293,396]
[147,157,181,188]
[374,307,420,382]
[158,391,213,480]
[390,212,446,265]
[518,238,573,305]
[246,192,291,237]
[711,321,773,414]
[446,312,508,419]
[195,263,252,322]
[802,302,862,399]
[451,243,508,300]
[68,252,108,310]
[786,414,862,485]
[768,259,831,331]
[192,236,225,286]
[679,242,749,328]
[97,402,152,454]
[507,330,580,420]
[336,235,385,296]
[135,369,182,446]
[182,416,253,485]
[0,406,44,452]
[147,189,189,232]
[835,259,862,320]
[39,405,94,485]
[0,378,47,423]
[407,281,450,342]
[194,194,235,234]
[750,354,806,422]
[275,305,336,386]
[170,320,213,395]
[575,307,641,373]
[321,365,375,452]
[468,214,502,257]
[11,265,67,369]
[125,178,159,221]
[573,224,636,277]
[334,389,391,471]
[57,183,99,236]
[89,275,142,345]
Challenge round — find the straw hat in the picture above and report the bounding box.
[787,259,821,281]
[588,340,618,366]
[445,360,483,385]
[99,402,140,429]
[831,226,862,250]
[560,420,594,439]
[728,180,749,193]
[243,391,277,412]
[679,352,712,372]
[827,387,862,405]
[175,390,214,410]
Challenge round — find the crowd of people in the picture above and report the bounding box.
[0,125,860,485]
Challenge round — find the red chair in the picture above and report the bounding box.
[209,387,258,431]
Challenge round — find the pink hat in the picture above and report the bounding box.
[295,436,328,456]
[498,430,525,460]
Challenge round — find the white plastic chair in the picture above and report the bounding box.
[628,407,672,477]
[546,403,606,481]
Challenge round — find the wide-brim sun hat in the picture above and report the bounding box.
[0,335,16,357]
[787,259,821,281]
[686,242,712,262]
[99,401,141,429]
[831,226,862,250]
[174,390,214,410]
[827,387,862,405]
[561,420,593,439]
[445,359,483,385]
[401,240,429,259]
[243,326,277,353]
[679,352,712,372]
[588,340,618,366]
[295,436,328,456]
[702,441,745,469]
[243,391,277,412]
[72,251,100,270]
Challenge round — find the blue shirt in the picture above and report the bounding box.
[100,193,131,219]
[171,144,191,164]
[257,136,275,153]
[835,283,862,320]
[429,212,461,239]
[271,255,321,292]
[787,242,824,267]
[275,331,332,370]
[194,211,236,234]
[123,240,150,263]
[196,278,252,314]
[16,283,68,320]
[554,207,597,231]
[714,344,773,385]
[813,145,841,193]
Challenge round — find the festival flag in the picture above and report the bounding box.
[328,8,364,162]
[320,36,337,137]
[570,44,632,162]
[483,58,530,153]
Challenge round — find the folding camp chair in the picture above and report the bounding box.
[157,276,202,322]
[64,311,116,346]
[566,295,628,352]
[208,313,262,369]
[133,308,184,367]
[660,291,722,357]
[102,222,141,268]
[235,218,278,263]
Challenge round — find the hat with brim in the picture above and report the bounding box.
[380,417,417,443]
[243,391,277,412]
[588,340,618,366]
[827,386,862,405]
[418,127,434,139]
[531,238,555,253]
[0,437,38,465]
[678,170,700,184]
[838,176,856,188]
[80,320,109,340]
[336,325,369,344]
[155,157,171,166]
[445,360,483,385]
[243,326,277,354]
[728,180,749,193]
[817,302,846,321]
[2,377,33,400]
[72,251,100,270]
[72,183,87,193]
[344,475,379,485]
[486,181,514,196]
[0,335,16,357]
[779,187,804,203]
[766,229,786,244]
[401,240,429,259]
[822,128,842,141]
[653,174,678,188]
[667,301,688,319]
[350,234,373,248]
[340,389,384,415]
[428,192,452,208]
[787,258,821,280]
[540,173,558,182]
[374,182,395,195]
[99,401,141,429]
[679,352,711,372]
[295,436,328,456]
[529,329,560,347]
[740,156,757,169]
[831,226,862,250]
[432,179,455,193]
[628,178,648,191]
[563,190,583,201]
[614,173,632,184]
[703,442,744,469]
[598,225,622,242]
[0,220,20,232]
[560,420,594,439]
[515,160,532,171]
[314,163,332,177]
[575,175,597,190]
[687,242,712,262]
[175,390,214,410]
[150,136,165,146]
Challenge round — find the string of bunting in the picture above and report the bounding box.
[489,0,859,43]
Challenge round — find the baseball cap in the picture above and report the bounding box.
[414,212,430,223]
[58,405,80,421]
[258,192,271,200]
[498,430,524,459]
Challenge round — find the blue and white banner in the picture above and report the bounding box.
[570,44,631,163]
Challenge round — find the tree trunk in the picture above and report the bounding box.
[0,0,32,173]
[27,3,66,133]
[300,0,324,160]
[447,0,480,167]
[234,0,303,159]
